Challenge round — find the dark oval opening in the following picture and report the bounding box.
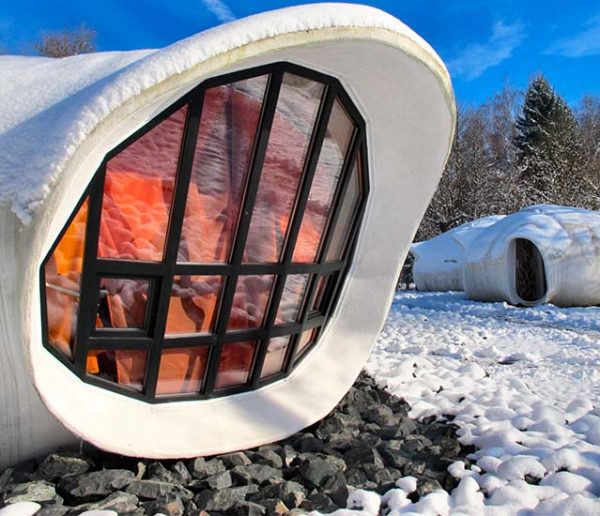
[515,238,547,303]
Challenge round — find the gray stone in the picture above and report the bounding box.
[135,462,146,481]
[300,493,338,513]
[248,480,306,503]
[219,452,252,469]
[232,500,266,515]
[36,507,69,516]
[143,494,185,516]
[364,404,399,427]
[59,469,135,500]
[344,447,384,470]
[372,468,401,486]
[362,422,382,433]
[378,441,412,470]
[230,464,283,486]
[279,445,297,468]
[402,435,433,454]
[199,470,232,490]
[195,485,258,512]
[171,461,192,485]
[397,417,418,437]
[321,472,349,507]
[249,448,283,469]
[282,490,306,509]
[257,498,289,515]
[37,453,92,482]
[68,490,139,514]
[417,478,443,498]
[293,434,325,453]
[190,457,226,479]
[296,456,340,488]
[4,480,57,504]
[404,461,427,476]
[146,462,179,484]
[126,479,192,501]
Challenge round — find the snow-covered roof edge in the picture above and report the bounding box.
[0,3,453,224]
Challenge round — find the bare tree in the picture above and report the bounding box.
[577,96,600,206]
[33,25,97,58]
[416,106,497,240]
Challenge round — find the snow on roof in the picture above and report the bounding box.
[466,204,600,264]
[0,3,449,223]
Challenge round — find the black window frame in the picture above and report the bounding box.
[40,61,370,403]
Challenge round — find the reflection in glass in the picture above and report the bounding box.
[295,328,319,358]
[244,74,324,263]
[165,275,223,335]
[215,341,257,389]
[261,336,290,378]
[86,349,147,392]
[179,77,267,263]
[228,275,274,330]
[311,275,333,314]
[96,278,150,330]
[44,198,89,359]
[326,157,362,261]
[98,105,188,261]
[276,274,309,324]
[293,99,355,263]
[156,346,209,396]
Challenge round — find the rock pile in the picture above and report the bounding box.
[0,373,469,515]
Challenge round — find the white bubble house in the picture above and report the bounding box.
[0,3,454,467]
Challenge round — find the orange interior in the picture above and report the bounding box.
[48,77,339,393]
[45,198,89,358]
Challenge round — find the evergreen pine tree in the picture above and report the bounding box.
[514,75,587,207]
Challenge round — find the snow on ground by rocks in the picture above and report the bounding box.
[363,291,600,514]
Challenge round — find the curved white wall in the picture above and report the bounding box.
[0,6,454,467]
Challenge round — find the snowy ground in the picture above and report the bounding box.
[358,291,600,515]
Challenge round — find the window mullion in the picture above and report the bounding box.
[250,85,336,386]
[203,71,284,394]
[143,96,204,399]
[74,167,107,373]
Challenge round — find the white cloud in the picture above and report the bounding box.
[546,14,600,57]
[201,0,236,23]
[448,21,526,81]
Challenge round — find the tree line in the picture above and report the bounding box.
[416,76,600,241]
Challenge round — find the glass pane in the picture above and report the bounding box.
[244,74,324,263]
[296,328,319,358]
[261,336,290,378]
[179,77,267,263]
[293,99,355,263]
[156,346,209,396]
[228,275,274,331]
[96,278,150,330]
[215,341,257,389]
[98,105,188,261]
[44,197,89,359]
[276,274,309,325]
[86,349,147,392]
[326,157,362,262]
[311,275,331,313]
[165,275,224,335]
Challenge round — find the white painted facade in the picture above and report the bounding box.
[0,4,454,467]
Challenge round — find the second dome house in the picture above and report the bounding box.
[0,3,455,466]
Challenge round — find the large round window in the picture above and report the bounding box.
[40,62,368,402]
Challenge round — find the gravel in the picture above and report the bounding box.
[0,372,470,514]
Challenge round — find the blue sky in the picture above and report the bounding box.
[1,0,599,106]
